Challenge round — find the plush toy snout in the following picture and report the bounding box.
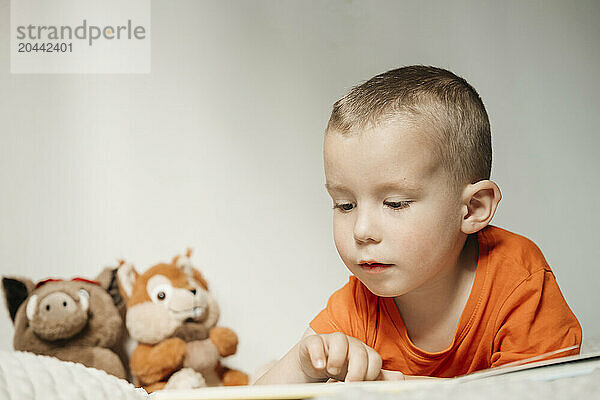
[27,289,90,341]
[167,287,209,322]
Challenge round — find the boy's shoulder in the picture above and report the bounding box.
[481,225,551,279]
[478,225,563,317]
[477,225,582,365]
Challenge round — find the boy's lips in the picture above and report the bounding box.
[358,261,394,273]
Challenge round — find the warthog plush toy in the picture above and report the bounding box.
[2,268,127,379]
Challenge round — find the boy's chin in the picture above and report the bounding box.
[367,287,408,297]
[358,277,411,298]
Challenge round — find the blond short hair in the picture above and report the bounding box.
[326,65,492,189]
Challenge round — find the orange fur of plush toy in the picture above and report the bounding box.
[118,251,248,392]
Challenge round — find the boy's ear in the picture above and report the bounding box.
[460,180,502,234]
[2,276,34,323]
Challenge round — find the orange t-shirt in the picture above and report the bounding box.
[310,225,582,377]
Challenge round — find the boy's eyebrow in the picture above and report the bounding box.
[325,181,423,192]
[376,181,423,192]
[324,183,345,191]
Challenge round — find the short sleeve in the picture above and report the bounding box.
[309,277,370,341]
[491,269,582,367]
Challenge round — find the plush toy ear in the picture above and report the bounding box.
[174,250,195,280]
[171,248,194,267]
[95,267,114,291]
[192,269,209,291]
[173,249,209,290]
[2,276,34,323]
[116,262,138,302]
[95,267,125,310]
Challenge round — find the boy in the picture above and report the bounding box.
[255,66,581,384]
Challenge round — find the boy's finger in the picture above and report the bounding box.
[302,335,327,370]
[324,332,349,376]
[378,369,405,381]
[364,348,383,381]
[344,343,368,382]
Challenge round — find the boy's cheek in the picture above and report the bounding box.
[332,222,351,248]
[332,230,356,268]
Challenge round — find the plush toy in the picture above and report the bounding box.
[117,250,248,392]
[1,268,127,379]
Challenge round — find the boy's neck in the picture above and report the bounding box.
[393,233,479,353]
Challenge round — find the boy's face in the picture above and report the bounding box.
[324,121,468,297]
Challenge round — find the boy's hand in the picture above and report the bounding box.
[298,332,382,382]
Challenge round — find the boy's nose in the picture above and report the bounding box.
[353,209,381,244]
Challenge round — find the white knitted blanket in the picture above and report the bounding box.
[0,350,147,400]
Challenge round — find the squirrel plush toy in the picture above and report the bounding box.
[1,268,127,379]
[117,250,248,392]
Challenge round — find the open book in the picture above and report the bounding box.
[151,347,600,400]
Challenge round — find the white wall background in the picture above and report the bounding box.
[1,0,599,375]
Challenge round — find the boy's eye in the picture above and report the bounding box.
[384,200,412,210]
[333,203,355,212]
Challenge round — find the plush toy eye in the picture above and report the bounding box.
[149,283,172,305]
